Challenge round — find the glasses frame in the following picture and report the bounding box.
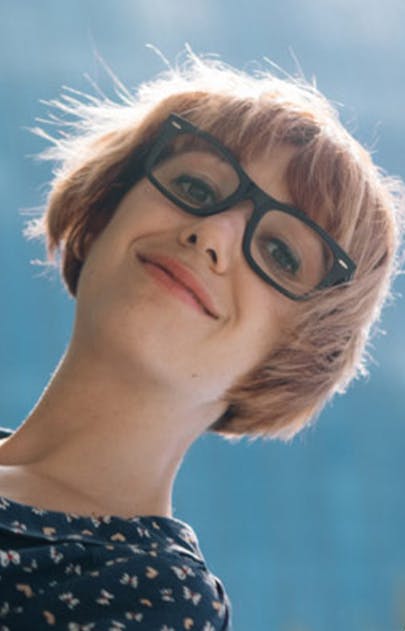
[144,113,357,301]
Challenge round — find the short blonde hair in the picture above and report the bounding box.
[24,51,405,443]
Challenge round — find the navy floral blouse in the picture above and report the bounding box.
[0,428,232,630]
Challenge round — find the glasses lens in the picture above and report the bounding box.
[251,210,335,296]
[150,132,240,210]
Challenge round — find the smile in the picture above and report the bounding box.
[139,258,216,318]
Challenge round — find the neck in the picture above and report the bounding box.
[0,343,222,519]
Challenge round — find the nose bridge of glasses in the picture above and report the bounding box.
[244,180,278,212]
[223,175,268,218]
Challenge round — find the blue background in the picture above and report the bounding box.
[1,2,404,630]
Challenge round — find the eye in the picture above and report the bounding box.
[262,237,300,276]
[171,174,218,207]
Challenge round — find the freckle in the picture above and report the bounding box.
[191,373,199,378]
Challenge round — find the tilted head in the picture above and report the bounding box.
[25,51,405,442]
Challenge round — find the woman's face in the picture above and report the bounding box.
[73,142,298,411]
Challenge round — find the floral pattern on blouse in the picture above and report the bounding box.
[0,427,232,630]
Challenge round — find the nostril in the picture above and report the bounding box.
[186,232,217,264]
[207,248,217,264]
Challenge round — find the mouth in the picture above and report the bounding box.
[137,254,218,319]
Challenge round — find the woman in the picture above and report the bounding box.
[0,51,403,629]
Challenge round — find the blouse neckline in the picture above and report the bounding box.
[0,426,202,558]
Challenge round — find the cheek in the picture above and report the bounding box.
[241,290,295,360]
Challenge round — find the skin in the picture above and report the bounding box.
[0,143,297,519]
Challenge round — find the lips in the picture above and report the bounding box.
[138,253,220,319]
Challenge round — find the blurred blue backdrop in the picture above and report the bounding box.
[0,2,404,630]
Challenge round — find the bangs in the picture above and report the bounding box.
[177,96,321,163]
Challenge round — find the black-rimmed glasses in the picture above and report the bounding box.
[144,113,356,301]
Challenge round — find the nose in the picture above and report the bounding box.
[177,203,253,273]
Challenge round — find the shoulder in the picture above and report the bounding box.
[0,519,232,630]
[108,546,232,629]
[44,544,233,629]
